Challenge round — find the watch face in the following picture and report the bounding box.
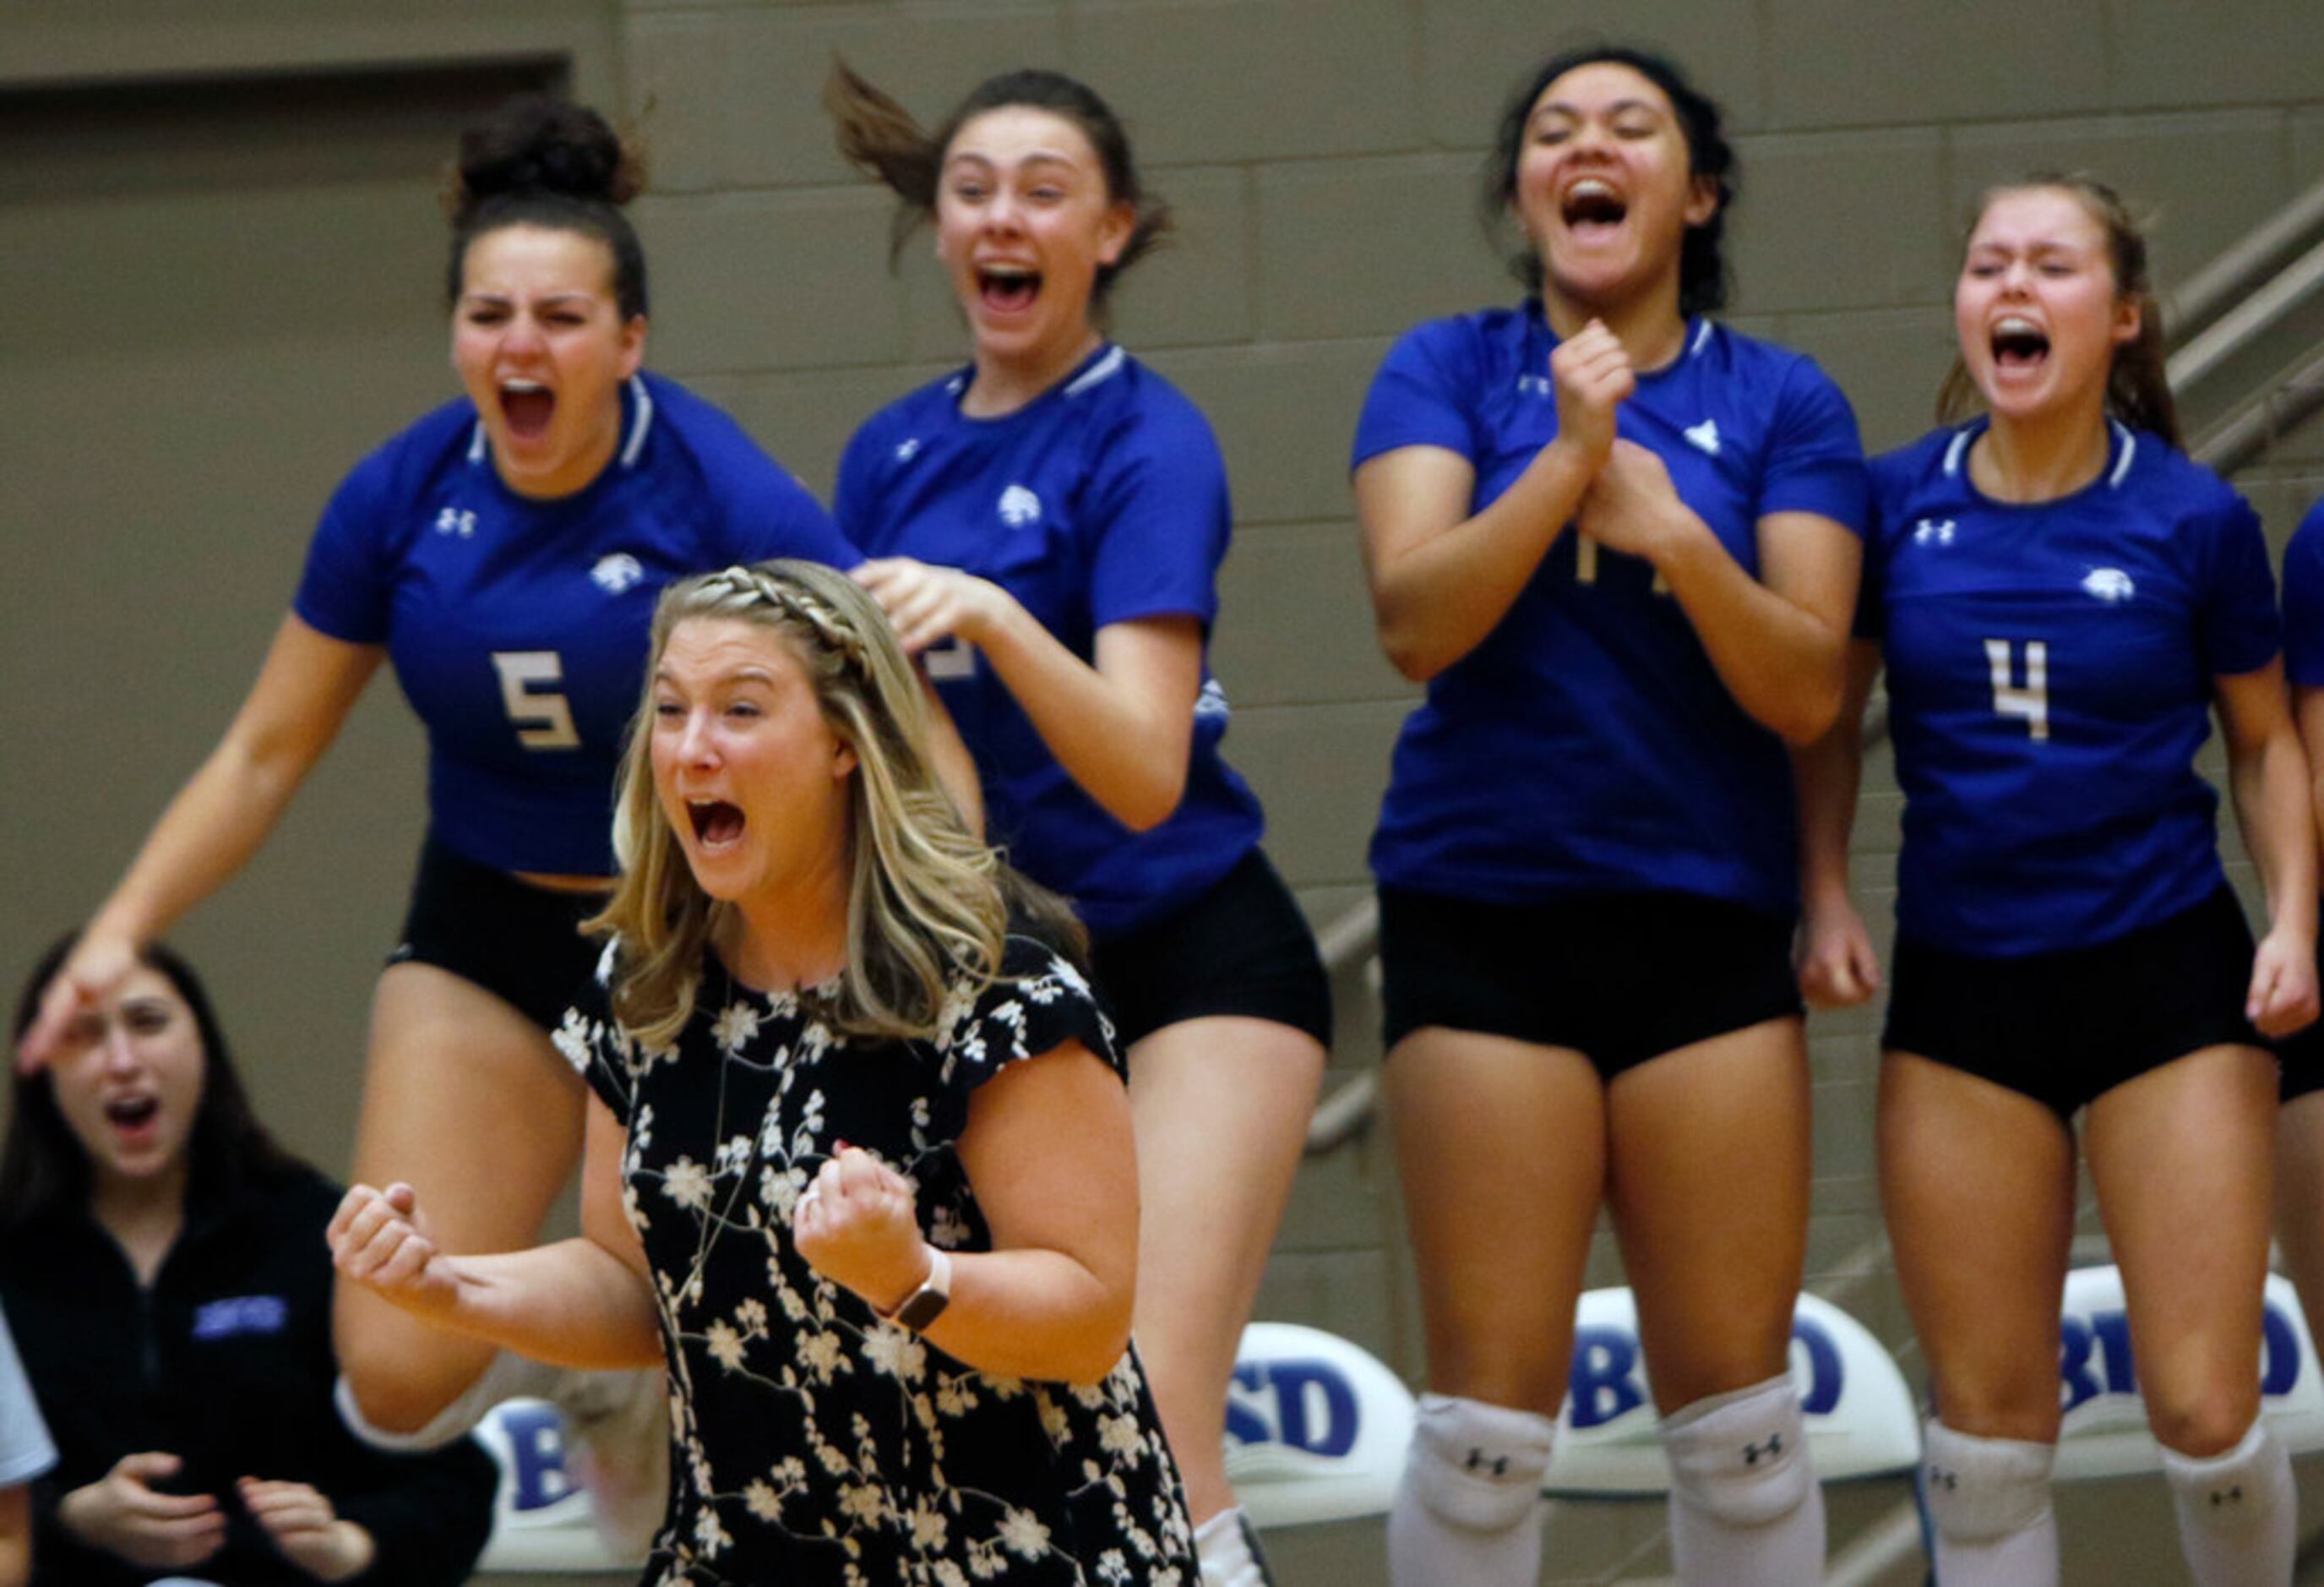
[896,1287,950,1332]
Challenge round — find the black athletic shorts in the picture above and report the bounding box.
[389,835,610,1033]
[2275,929,2324,1103]
[1377,886,1802,1080]
[1088,848,1332,1051]
[1883,886,2264,1119]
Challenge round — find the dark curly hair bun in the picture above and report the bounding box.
[453,95,640,223]
[444,95,650,319]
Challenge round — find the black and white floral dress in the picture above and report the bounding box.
[558,932,1196,1586]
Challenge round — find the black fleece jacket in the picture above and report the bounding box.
[0,1166,496,1586]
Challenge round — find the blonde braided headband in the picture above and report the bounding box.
[696,564,874,674]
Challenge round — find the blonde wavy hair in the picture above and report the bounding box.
[585,559,1080,1048]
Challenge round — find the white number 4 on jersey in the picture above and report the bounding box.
[1984,638,2049,741]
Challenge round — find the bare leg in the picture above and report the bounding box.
[1608,1017,1819,1585]
[2087,1044,2275,1454]
[1880,1051,2076,1585]
[1605,1017,1810,1413]
[1385,1028,1603,1587]
[333,962,586,1432]
[2087,1045,2289,1587]
[1125,1016,1324,1527]
[2272,1092,2324,1353]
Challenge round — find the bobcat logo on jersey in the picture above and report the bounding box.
[2081,567,2136,603]
[999,484,1043,528]
[1683,418,1722,456]
[591,554,645,595]
[1913,518,1957,547]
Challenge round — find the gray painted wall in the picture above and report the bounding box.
[6,3,2324,1580]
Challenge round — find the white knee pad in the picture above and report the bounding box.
[2161,1418,2288,1539]
[1920,1420,2056,1542]
[1660,1375,1815,1527]
[1402,1393,1557,1531]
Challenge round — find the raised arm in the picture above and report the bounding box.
[2218,661,2321,1037]
[19,614,383,1068]
[793,1040,1140,1384]
[1356,322,1630,682]
[329,1095,662,1370]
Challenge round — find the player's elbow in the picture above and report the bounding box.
[1108,758,1189,834]
[1772,685,1844,748]
[1052,1297,1136,1387]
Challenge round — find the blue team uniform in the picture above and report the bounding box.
[1864,419,2279,958]
[1351,304,1870,913]
[294,372,853,877]
[2283,499,2324,689]
[835,344,1265,938]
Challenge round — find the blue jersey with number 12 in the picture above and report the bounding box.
[1352,304,1870,913]
[836,345,1265,938]
[1864,420,2278,957]
[293,373,854,876]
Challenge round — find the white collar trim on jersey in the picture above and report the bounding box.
[1689,319,1713,358]
[619,374,656,468]
[466,374,656,470]
[1942,418,2136,488]
[2106,420,2136,488]
[1064,344,1127,397]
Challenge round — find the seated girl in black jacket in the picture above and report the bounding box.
[1,936,496,1586]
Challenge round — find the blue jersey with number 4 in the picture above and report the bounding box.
[835,345,1265,938]
[1864,420,2278,957]
[293,373,852,876]
[1351,304,1870,913]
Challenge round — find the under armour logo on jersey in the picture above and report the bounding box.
[999,484,1042,528]
[1684,417,1722,455]
[1517,374,1553,398]
[1464,1449,1510,1477]
[2212,1485,2245,1507]
[1927,1464,1959,1492]
[435,507,477,538]
[893,437,922,464]
[1744,1434,1782,1465]
[591,554,645,595]
[1913,518,1957,547]
[2081,567,2136,603]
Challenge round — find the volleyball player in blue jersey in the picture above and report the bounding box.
[2271,496,2324,1434]
[14,99,854,1480]
[824,66,1329,1587]
[1353,46,1867,1586]
[1799,177,2316,1584]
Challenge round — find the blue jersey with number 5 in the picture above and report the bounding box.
[1865,420,2278,957]
[292,373,853,875]
[1351,304,1870,913]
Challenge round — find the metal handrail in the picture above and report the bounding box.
[2167,232,2324,395]
[2191,341,2324,476]
[2163,172,2324,352]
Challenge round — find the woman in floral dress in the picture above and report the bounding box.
[330,558,1195,1584]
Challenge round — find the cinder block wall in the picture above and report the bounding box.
[7,2,2324,1579]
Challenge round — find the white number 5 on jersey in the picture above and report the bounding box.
[492,650,581,750]
[1984,638,2049,741]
